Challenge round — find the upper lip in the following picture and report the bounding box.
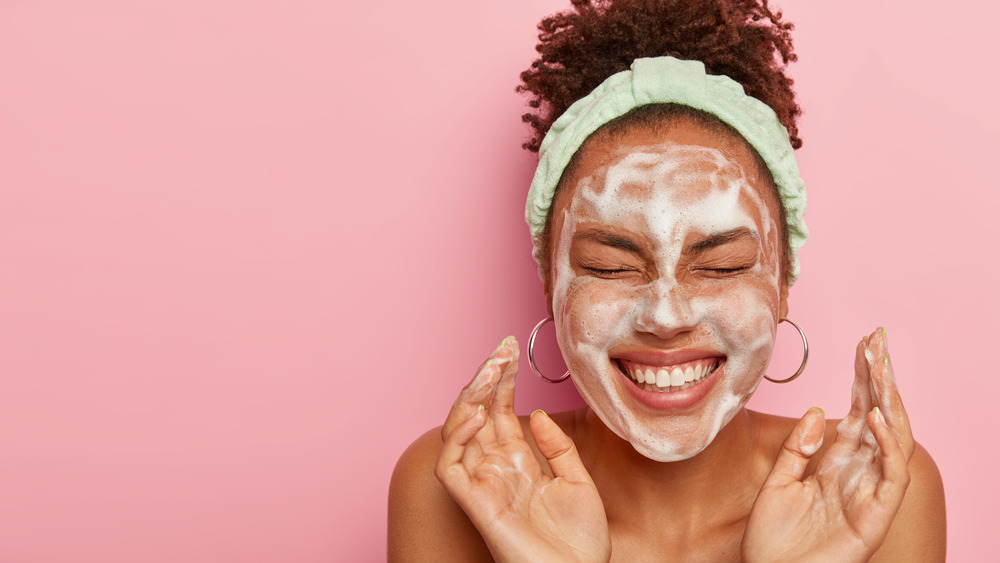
[611,348,724,368]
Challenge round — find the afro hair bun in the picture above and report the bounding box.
[517,0,802,152]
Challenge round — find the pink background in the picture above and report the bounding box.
[1,0,996,560]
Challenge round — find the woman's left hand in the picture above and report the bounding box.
[742,327,914,563]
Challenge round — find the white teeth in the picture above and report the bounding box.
[670,367,684,387]
[655,368,669,387]
[626,360,721,390]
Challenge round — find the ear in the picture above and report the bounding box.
[544,274,554,318]
[779,281,789,320]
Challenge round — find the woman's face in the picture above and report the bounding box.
[548,120,787,462]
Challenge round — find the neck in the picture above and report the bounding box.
[574,406,770,529]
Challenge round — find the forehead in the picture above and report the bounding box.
[553,122,780,236]
[576,142,751,207]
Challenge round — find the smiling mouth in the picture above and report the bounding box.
[616,358,721,393]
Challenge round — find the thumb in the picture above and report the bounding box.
[765,407,826,488]
[529,410,594,485]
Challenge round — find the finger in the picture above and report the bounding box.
[870,354,914,456]
[867,327,891,409]
[474,338,519,447]
[491,338,528,444]
[442,338,515,439]
[868,329,914,459]
[441,359,499,440]
[529,409,594,485]
[868,407,911,510]
[847,336,875,423]
[436,406,488,493]
[834,336,874,447]
[764,407,826,488]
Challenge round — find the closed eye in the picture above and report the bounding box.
[583,266,635,275]
[694,264,753,277]
[702,265,751,273]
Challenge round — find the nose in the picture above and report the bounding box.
[633,278,698,339]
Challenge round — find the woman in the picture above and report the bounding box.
[389,1,946,560]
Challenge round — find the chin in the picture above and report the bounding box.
[622,396,744,462]
[632,439,711,463]
[570,359,752,463]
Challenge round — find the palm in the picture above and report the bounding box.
[437,338,610,563]
[744,329,914,562]
[462,440,608,560]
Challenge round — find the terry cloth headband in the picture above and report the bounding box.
[525,56,808,284]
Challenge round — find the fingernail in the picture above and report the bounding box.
[873,406,885,424]
[478,404,485,411]
[530,408,546,417]
[883,357,889,366]
[501,336,510,347]
[808,406,824,415]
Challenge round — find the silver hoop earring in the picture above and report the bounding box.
[528,317,571,384]
[764,317,809,383]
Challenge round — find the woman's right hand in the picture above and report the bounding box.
[435,337,611,563]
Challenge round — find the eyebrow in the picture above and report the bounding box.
[575,230,643,254]
[687,228,759,254]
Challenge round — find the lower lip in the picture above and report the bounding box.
[617,364,722,411]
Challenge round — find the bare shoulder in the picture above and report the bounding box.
[387,426,493,562]
[872,441,946,562]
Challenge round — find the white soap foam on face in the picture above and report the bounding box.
[551,141,782,462]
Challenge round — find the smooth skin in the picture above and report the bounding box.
[390,333,944,562]
[388,122,946,562]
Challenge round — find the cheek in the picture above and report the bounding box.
[557,278,636,349]
[692,278,778,370]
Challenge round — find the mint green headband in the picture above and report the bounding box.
[525,56,807,284]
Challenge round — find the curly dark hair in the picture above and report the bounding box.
[519,0,801,288]
[517,0,802,152]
